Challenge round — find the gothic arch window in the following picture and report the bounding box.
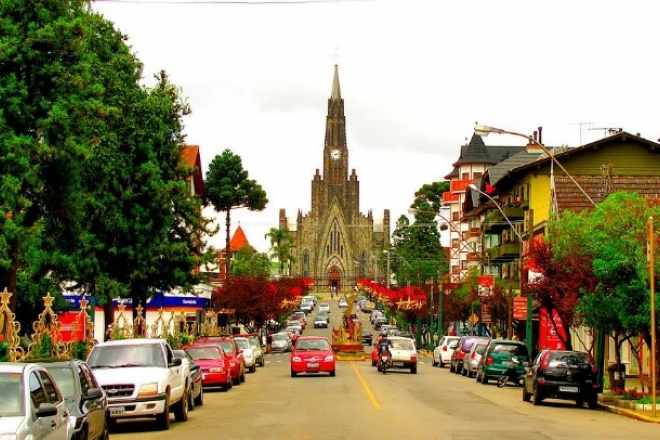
[359,251,368,277]
[302,250,310,277]
[326,220,345,257]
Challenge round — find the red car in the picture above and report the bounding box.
[184,344,232,391]
[290,336,336,377]
[196,337,246,385]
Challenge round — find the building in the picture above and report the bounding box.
[279,66,390,291]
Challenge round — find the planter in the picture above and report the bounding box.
[633,403,660,411]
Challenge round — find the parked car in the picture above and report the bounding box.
[476,339,529,385]
[461,341,489,377]
[242,334,266,367]
[234,337,257,373]
[173,349,204,409]
[432,336,460,368]
[290,336,336,377]
[195,336,246,385]
[0,362,71,440]
[37,359,109,440]
[361,330,373,346]
[271,332,293,352]
[522,349,598,408]
[450,336,490,374]
[184,344,233,391]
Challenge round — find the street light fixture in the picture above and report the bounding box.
[469,183,522,341]
[474,124,596,207]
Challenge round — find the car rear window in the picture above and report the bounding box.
[549,351,590,365]
[492,343,528,357]
[187,347,223,360]
[390,339,414,350]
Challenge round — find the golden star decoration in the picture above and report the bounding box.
[79,297,89,311]
[42,292,54,309]
[0,287,12,305]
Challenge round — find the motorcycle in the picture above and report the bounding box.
[379,350,390,375]
[497,357,524,388]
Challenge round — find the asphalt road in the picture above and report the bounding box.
[110,299,660,440]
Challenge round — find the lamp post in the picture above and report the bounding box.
[469,183,523,342]
[474,124,596,207]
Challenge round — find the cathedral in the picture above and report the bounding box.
[279,66,390,290]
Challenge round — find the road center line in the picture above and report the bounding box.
[350,362,381,410]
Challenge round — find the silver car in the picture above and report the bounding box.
[462,341,489,377]
[0,362,70,439]
[271,332,293,352]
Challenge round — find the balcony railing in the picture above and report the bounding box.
[469,227,481,238]
[488,242,520,262]
[467,252,481,262]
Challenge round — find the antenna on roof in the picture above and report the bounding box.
[588,127,623,138]
[569,122,593,145]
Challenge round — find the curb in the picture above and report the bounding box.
[598,402,660,423]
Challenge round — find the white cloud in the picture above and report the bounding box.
[94,0,660,252]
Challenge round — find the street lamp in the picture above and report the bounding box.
[469,183,523,342]
[474,124,596,207]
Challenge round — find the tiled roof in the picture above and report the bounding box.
[229,225,252,252]
[182,145,204,196]
[453,134,495,166]
[555,176,660,213]
[444,167,459,180]
[486,151,545,186]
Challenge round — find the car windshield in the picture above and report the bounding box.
[187,347,222,360]
[273,334,288,341]
[248,338,260,348]
[88,344,166,368]
[234,339,250,349]
[296,339,330,351]
[43,366,76,400]
[217,341,235,354]
[0,373,24,416]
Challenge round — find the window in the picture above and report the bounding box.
[37,370,61,404]
[473,172,482,180]
[452,212,459,221]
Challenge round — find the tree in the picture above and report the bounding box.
[231,247,271,278]
[205,150,268,277]
[265,227,294,276]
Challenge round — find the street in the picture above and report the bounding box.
[110,300,660,440]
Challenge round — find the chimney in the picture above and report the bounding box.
[533,130,537,142]
[538,126,543,144]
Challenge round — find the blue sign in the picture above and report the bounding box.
[64,292,208,309]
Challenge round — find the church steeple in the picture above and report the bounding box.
[324,65,347,185]
[331,64,341,101]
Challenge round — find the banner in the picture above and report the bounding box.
[539,307,566,350]
[478,275,494,296]
[513,297,527,320]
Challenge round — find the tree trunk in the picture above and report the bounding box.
[225,209,231,279]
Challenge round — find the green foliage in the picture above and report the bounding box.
[265,227,295,275]
[72,341,87,360]
[231,247,271,278]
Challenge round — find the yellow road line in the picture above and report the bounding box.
[350,362,381,410]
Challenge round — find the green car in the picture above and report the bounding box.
[476,340,529,385]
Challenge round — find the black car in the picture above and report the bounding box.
[522,349,598,409]
[361,330,373,346]
[38,359,109,440]
[174,349,204,410]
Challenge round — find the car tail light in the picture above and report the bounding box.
[486,356,493,365]
[540,352,550,370]
[537,378,546,385]
[471,351,477,359]
[411,353,418,361]
[442,346,447,351]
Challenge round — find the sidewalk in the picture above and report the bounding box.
[599,376,660,423]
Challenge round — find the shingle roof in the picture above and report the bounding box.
[555,176,660,213]
[486,151,545,186]
[453,134,494,166]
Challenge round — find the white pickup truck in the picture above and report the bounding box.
[87,338,190,430]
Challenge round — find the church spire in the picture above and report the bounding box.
[331,64,341,101]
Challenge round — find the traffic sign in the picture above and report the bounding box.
[469,313,479,326]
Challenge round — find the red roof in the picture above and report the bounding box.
[182,145,204,196]
[229,225,252,252]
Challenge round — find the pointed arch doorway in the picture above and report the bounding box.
[328,267,342,292]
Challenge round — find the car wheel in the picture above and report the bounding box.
[250,365,257,373]
[195,385,204,406]
[449,363,455,373]
[240,369,246,382]
[174,386,189,422]
[588,395,598,410]
[233,374,240,386]
[291,370,298,377]
[260,357,266,367]
[461,367,468,376]
[532,384,544,406]
[372,359,377,367]
[156,393,171,430]
[576,398,583,408]
[522,385,531,402]
[411,366,417,374]
[439,360,444,368]
[188,385,195,411]
[330,370,336,377]
[432,358,438,367]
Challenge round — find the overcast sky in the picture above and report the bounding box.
[93,0,660,253]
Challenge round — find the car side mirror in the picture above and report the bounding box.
[170,357,183,367]
[83,388,103,401]
[36,402,58,418]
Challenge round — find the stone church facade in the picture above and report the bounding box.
[279,66,390,290]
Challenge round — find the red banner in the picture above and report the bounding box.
[539,307,567,350]
[481,302,492,325]
[513,297,527,320]
[478,275,494,296]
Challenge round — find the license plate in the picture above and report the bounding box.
[559,386,579,393]
[393,361,404,366]
[307,363,319,368]
[110,407,125,416]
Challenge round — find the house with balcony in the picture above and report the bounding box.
[466,130,660,376]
